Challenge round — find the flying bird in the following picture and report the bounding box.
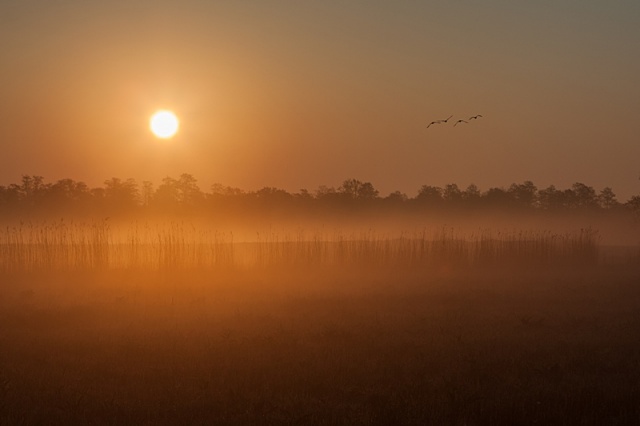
[469,115,483,120]
[454,119,468,127]
[427,115,453,128]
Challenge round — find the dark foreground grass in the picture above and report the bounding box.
[1,265,640,425]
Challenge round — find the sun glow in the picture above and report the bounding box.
[150,110,179,139]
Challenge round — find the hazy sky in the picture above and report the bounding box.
[1,1,639,199]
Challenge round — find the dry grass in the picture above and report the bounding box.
[0,221,612,272]
[1,266,640,425]
[1,220,639,424]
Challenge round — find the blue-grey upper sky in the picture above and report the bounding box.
[1,0,639,198]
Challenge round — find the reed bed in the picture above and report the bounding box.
[0,221,612,273]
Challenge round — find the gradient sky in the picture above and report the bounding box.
[1,1,639,199]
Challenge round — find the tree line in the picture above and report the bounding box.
[1,174,639,217]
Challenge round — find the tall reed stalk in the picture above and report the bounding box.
[0,221,613,273]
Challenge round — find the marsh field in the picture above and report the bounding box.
[1,215,640,425]
[3,0,640,420]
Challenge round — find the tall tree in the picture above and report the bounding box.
[508,181,538,208]
[210,183,245,197]
[416,185,443,204]
[626,195,640,216]
[48,179,89,202]
[141,181,154,206]
[384,191,408,203]
[154,177,179,205]
[176,173,203,205]
[483,187,511,208]
[103,178,139,207]
[571,183,598,209]
[12,175,48,206]
[538,185,564,210]
[443,183,463,203]
[339,179,379,200]
[463,184,481,205]
[598,187,618,209]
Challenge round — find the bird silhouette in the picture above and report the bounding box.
[469,115,483,120]
[454,119,468,127]
[427,115,453,128]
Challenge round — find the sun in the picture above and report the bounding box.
[150,110,179,139]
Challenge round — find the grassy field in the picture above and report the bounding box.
[1,223,639,425]
[0,221,608,271]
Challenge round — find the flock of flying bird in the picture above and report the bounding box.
[427,114,483,128]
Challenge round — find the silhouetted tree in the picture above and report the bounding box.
[381,191,407,210]
[598,187,618,210]
[314,185,339,202]
[416,185,443,205]
[443,183,463,204]
[11,175,48,206]
[339,179,379,200]
[207,183,248,215]
[571,183,598,209]
[483,187,511,208]
[90,187,105,201]
[40,179,91,213]
[48,179,89,202]
[463,184,481,205]
[0,184,21,207]
[210,183,245,197]
[508,181,537,208]
[562,188,579,209]
[385,191,408,203]
[103,178,139,208]
[295,189,313,200]
[154,177,180,205]
[1,174,639,219]
[255,187,293,202]
[176,173,203,205]
[625,195,640,216]
[538,185,564,210]
[141,181,154,206]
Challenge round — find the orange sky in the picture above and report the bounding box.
[1,1,639,199]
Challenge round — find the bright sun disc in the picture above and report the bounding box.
[150,110,179,139]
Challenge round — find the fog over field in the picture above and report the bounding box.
[3,0,640,422]
[1,175,640,424]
